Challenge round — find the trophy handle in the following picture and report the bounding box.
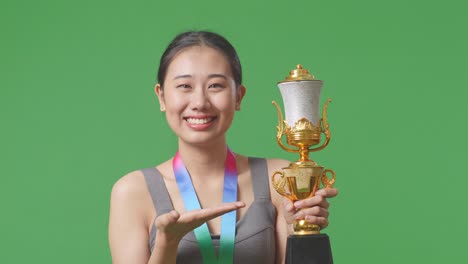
[321,169,336,188]
[271,170,294,200]
[272,101,300,153]
[309,98,331,152]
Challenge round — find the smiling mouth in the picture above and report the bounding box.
[184,117,217,125]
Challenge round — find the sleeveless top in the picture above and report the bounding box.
[141,157,277,264]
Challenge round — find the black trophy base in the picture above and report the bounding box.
[285,234,333,264]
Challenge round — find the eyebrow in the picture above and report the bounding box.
[207,74,228,80]
[173,74,192,80]
[172,74,229,81]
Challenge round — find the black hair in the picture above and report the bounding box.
[157,31,242,89]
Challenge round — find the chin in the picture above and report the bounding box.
[178,131,227,146]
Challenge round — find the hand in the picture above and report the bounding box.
[155,201,246,244]
[282,188,338,230]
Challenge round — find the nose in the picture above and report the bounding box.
[190,87,211,111]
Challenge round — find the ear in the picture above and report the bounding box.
[235,85,246,111]
[155,84,166,112]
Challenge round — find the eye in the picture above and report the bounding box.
[176,84,191,89]
[208,83,225,89]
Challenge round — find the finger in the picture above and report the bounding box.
[282,198,296,224]
[155,210,180,230]
[304,215,329,230]
[294,207,329,220]
[315,187,338,198]
[180,201,245,225]
[294,195,329,209]
[194,203,244,221]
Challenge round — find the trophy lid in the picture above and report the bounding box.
[279,64,317,83]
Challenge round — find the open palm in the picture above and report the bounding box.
[155,201,245,241]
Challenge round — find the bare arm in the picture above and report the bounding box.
[108,172,180,264]
[109,172,245,264]
[109,173,152,264]
[274,199,290,264]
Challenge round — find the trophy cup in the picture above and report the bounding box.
[272,65,336,264]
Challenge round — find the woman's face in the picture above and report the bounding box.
[156,46,245,146]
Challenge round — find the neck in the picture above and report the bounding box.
[176,138,229,180]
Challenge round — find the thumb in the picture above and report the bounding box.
[155,210,180,230]
[282,197,295,214]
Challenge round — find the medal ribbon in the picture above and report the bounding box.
[173,148,238,264]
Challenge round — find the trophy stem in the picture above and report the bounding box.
[299,145,310,162]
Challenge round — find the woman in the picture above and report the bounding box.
[108,31,338,264]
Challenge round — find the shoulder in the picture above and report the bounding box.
[112,158,172,196]
[111,170,147,200]
[110,169,155,217]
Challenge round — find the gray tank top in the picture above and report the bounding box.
[142,157,277,264]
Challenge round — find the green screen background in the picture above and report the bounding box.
[1,0,467,263]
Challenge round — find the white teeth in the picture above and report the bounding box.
[186,118,213,124]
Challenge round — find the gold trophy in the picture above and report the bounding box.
[272,64,336,264]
